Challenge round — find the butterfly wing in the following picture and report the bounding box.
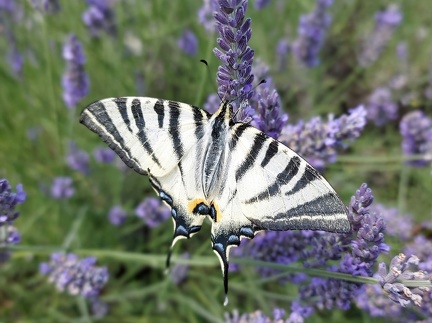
[208,122,351,304]
[80,97,210,177]
[80,96,210,259]
[230,123,351,232]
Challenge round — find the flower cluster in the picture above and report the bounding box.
[31,0,61,13]
[135,197,170,228]
[197,0,219,33]
[50,177,75,199]
[93,147,116,164]
[39,252,109,297]
[0,179,25,261]
[279,106,366,170]
[250,60,288,139]
[170,252,190,285]
[177,29,198,56]
[364,87,398,126]
[82,0,116,38]
[225,308,288,323]
[359,5,403,67]
[213,0,255,109]
[66,141,90,174]
[371,204,413,241]
[108,205,127,226]
[292,0,333,67]
[399,110,432,167]
[62,34,89,109]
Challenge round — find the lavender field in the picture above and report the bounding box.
[1,0,432,322]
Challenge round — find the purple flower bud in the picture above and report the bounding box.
[94,147,116,164]
[62,35,89,109]
[50,177,75,199]
[108,206,126,226]
[0,179,26,226]
[177,29,198,56]
[214,0,254,112]
[364,87,398,126]
[292,0,333,67]
[40,252,109,298]
[400,110,432,167]
[359,5,403,67]
[66,141,90,174]
[135,197,170,228]
[82,0,116,37]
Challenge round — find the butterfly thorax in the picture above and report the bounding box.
[201,101,232,199]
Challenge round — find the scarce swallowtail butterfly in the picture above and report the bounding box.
[80,97,351,305]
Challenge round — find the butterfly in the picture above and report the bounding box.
[80,97,351,305]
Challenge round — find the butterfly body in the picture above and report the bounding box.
[80,97,351,305]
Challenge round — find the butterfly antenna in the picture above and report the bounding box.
[200,59,225,103]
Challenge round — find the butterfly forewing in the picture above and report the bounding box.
[228,124,351,233]
[80,97,210,177]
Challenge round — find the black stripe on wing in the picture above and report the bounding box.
[114,97,132,132]
[154,99,165,128]
[229,123,250,151]
[168,101,184,159]
[79,100,147,175]
[235,132,267,181]
[244,155,301,204]
[261,140,278,167]
[131,98,163,168]
[285,164,321,196]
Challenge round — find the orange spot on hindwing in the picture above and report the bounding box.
[187,198,207,215]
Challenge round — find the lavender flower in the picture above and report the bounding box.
[225,308,288,322]
[203,93,221,114]
[177,29,198,56]
[40,252,109,297]
[254,0,272,10]
[197,0,218,33]
[31,0,61,13]
[62,34,89,109]
[82,0,116,38]
[400,110,432,166]
[90,297,109,318]
[0,179,26,225]
[292,0,333,67]
[7,45,23,77]
[135,197,170,228]
[0,224,21,263]
[276,38,290,70]
[288,302,313,323]
[94,147,116,164]
[50,177,75,199]
[213,0,255,110]
[108,206,126,226]
[371,204,413,241]
[170,252,190,285]
[279,106,366,169]
[250,61,288,139]
[67,141,90,174]
[405,235,432,273]
[364,87,398,126]
[359,5,403,67]
[356,282,403,318]
[378,254,430,307]
[298,184,389,311]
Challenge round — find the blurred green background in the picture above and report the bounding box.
[0,0,431,322]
